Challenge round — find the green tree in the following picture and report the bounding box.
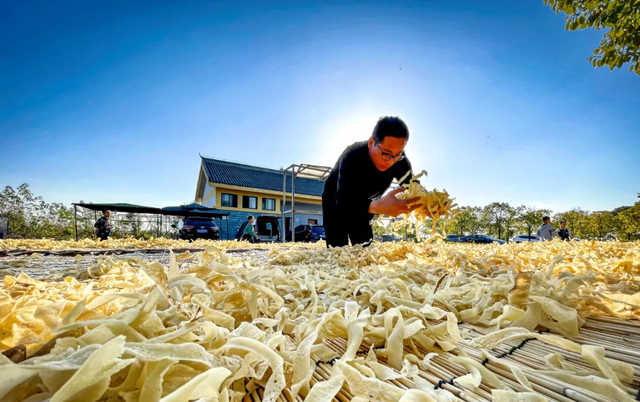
[615,204,640,241]
[517,207,552,237]
[468,207,487,236]
[0,184,76,239]
[447,206,475,235]
[555,208,591,238]
[588,211,616,239]
[372,221,387,240]
[483,202,517,240]
[544,0,640,74]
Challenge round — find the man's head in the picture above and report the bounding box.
[247,215,254,223]
[560,220,567,228]
[542,216,550,224]
[103,209,111,218]
[367,116,409,171]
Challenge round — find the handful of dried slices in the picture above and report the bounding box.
[0,239,638,402]
[395,171,458,233]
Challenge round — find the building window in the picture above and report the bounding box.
[308,219,318,225]
[262,198,276,211]
[243,196,257,209]
[221,193,238,208]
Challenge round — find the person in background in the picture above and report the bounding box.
[95,209,113,241]
[242,215,258,243]
[235,216,251,241]
[536,216,557,241]
[556,220,573,241]
[322,116,421,248]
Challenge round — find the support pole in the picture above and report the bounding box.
[292,166,296,242]
[74,205,78,241]
[282,168,286,243]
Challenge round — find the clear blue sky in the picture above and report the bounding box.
[1,0,639,213]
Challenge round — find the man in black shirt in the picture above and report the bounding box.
[556,220,573,241]
[322,116,420,247]
[94,209,112,241]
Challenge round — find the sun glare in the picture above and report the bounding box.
[317,112,380,164]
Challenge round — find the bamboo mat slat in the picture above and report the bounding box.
[242,317,640,402]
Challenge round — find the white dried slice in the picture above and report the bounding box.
[51,336,135,402]
[158,367,231,402]
[303,372,344,402]
[492,390,548,402]
[219,337,285,402]
[335,360,405,402]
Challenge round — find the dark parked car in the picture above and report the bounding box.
[176,216,219,240]
[444,234,461,242]
[256,215,281,242]
[459,234,505,245]
[285,224,312,242]
[308,225,325,242]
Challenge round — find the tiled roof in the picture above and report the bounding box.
[201,157,326,197]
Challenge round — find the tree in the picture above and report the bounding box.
[468,207,487,236]
[517,207,551,237]
[616,204,640,241]
[483,202,516,240]
[612,206,631,216]
[555,208,590,238]
[372,221,388,240]
[0,184,76,239]
[447,207,474,235]
[544,0,640,74]
[588,211,616,239]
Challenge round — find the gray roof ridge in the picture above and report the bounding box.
[200,155,324,181]
[200,155,284,175]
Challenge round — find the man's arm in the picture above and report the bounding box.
[335,152,420,218]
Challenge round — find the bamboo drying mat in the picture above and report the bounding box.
[244,317,640,402]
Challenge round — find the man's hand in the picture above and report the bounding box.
[370,188,421,218]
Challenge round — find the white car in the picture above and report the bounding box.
[511,235,541,243]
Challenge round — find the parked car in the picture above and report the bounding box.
[286,224,312,242]
[511,235,541,243]
[256,215,281,242]
[285,224,326,242]
[308,225,325,242]
[176,216,219,240]
[459,234,505,245]
[444,234,461,242]
[379,234,400,242]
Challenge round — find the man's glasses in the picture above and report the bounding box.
[375,142,405,162]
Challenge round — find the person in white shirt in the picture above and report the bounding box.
[536,216,557,241]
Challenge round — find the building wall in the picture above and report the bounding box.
[200,182,217,207]
[221,211,324,240]
[215,187,284,214]
[203,184,321,213]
